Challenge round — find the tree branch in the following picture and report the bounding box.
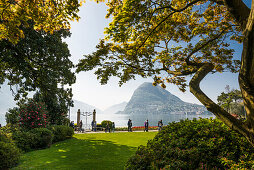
[189,63,253,145]
[136,0,201,51]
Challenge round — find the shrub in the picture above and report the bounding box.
[101,120,112,129]
[125,118,254,170]
[0,130,21,169]
[29,128,53,149]
[12,130,35,152]
[19,100,48,130]
[48,125,74,143]
[13,128,53,151]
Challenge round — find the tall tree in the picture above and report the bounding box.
[0,22,75,104]
[77,0,254,146]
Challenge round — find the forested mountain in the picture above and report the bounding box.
[121,82,208,115]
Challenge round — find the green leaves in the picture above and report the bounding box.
[77,0,242,91]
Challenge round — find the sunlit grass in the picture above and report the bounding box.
[14,132,157,170]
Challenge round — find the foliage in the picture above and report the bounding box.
[12,128,53,152]
[77,0,254,146]
[5,107,20,125]
[47,125,74,143]
[0,129,21,169]
[77,0,241,90]
[217,86,244,115]
[19,100,48,130]
[12,130,35,152]
[101,120,113,129]
[125,118,254,169]
[29,128,53,149]
[0,24,75,103]
[33,91,72,125]
[0,0,81,44]
[14,132,157,169]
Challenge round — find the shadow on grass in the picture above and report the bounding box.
[15,137,137,170]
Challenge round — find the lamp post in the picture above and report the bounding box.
[81,112,92,130]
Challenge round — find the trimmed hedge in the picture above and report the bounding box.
[48,125,74,143]
[0,130,21,169]
[125,118,254,170]
[13,128,53,152]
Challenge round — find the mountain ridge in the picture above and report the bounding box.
[121,82,208,115]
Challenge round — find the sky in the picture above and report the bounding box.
[64,0,249,111]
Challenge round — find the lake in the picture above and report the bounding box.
[0,112,215,128]
[78,113,215,129]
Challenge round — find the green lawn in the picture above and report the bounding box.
[14,132,157,170]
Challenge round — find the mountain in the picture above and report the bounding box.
[104,102,127,114]
[69,100,103,123]
[121,82,208,115]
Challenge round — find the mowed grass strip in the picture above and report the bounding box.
[14,132,157,170]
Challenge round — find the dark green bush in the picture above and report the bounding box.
[48,125,74,143]
[29,128,53,149]
[13,128,53,151]
[125,118,254,170]
[0,130,21,169]
[12,130,35,152]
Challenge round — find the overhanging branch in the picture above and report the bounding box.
[189,63,251,141]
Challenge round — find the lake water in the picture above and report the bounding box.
[79,113,215,129]
[0,112,215,128]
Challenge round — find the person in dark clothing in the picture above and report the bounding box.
[158,120,163,131]
[144,119,149,132]
[127,119,132,132]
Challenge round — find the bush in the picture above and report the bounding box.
[12,130,35,152]
[19,100,48,130]
[13,128,53,151]
[48,125,74,143]
[101,120,112,129]
[125,118,254,170]
[0,130,21,169]
[29,128,53,149]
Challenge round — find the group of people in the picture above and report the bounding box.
[127,119,163,132]
[69,120,84,132]
[69,119,164,132]
[105,122,115,133]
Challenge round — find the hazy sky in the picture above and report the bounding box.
[64,0,248,111]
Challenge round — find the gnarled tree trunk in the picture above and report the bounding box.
[189,0,254,146]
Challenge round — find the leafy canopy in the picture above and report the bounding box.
[0,0,105,44]
[77,0,242,91]
[0,0,81,44]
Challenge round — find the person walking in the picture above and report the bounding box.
[105,122,109,133]
[144,119,149,132]
[94,121,97,132]
[112,122,115,132]
[79,120,83,133]
[127,119,132,132]
[158,120,163,131]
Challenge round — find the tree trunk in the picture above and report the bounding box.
[238,0,254,144]
[189,63,254,147]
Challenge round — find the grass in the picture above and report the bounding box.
[14,132,157,170]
